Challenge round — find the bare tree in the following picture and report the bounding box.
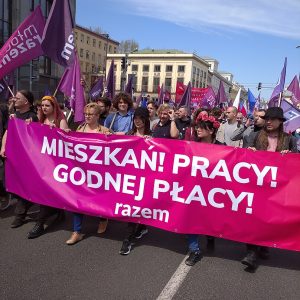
[118,40,139,53]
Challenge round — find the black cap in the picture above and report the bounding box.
[261,107,286,121]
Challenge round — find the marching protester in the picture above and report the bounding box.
[27,95,68,239]
[184,108,209,141]
[231,109,266,148]
[175,106,191,140]
[104,92,134,134]
[241,107,298,270]
[147,101,159,131]
[216,106,241,146]
[0,90,39,228]
[184,113,222,266]
[119,107,151,255]
[152,104,179,139]
[66,103,111,245]
[96,97,111,126]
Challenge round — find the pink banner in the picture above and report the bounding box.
[6,119,300,251]
[0,6,45,79]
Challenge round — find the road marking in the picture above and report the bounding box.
[157,256,191,300]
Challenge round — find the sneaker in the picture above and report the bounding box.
[241,251,257,269]
[66,232,84,245]
[185,251,202,266]
[258,247,270,260]
[119,240,132,255]
[134,228,148,239]
[97,219,108,234]
[11,217,25,228]
[27,223,45,239]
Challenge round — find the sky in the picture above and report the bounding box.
[76,0,300,99]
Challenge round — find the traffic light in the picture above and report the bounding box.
[121,57,126,70]
[258,82,262,90]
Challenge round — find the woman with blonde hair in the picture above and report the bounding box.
[66,102,111,245]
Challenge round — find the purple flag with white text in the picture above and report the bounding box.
[201,86,216,109]
[41,0,75,67]
[281,99,300,133]
[269,57,287,107]
[89,76,104,100]
[0,6,45,79]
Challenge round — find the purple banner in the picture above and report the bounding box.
[5,118,300,252]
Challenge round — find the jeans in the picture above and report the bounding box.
[73,213,83,232]
[187,234,200,252]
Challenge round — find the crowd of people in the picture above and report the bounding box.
[0,89,298,271]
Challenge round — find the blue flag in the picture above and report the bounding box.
[248,89,256,113]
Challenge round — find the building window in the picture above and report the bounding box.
[177,77,184,83]
[92,52,95,61]
[99,41,101,48]
[193,67,196,75]
[108,45,112,53]
[166,65,173,72]
[93,39,96,47]
[75,32,78,41]
[132,64,138,72]
[142,77,148,92]
[153,77,160,92]
[178,65,185,73]
[204,72,207,79]
[87,36,90,45]
[114,47,117,53]
[86,63,89,73]
[80,34,84,43]
[165,78,172,91]
[154,65,161,72]
[80,48,83,58]
[86,50,89,59]
[143,65,149,72]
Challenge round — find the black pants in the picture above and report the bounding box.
[125,222,147,242]
[14,195,35,219]
[37,205,62,225]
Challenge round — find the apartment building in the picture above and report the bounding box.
[107,49,211,99]
[74,25,119,88]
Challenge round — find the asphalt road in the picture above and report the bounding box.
[1,205,300,300]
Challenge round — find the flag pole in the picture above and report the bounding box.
[278,92,283,107]
[3,79,14,97]
[53,87,58,97]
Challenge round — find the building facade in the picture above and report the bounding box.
[0,0,76,100]
[74,25,119,88]
[107,50,210,100]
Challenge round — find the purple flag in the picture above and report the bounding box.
[125,74,134,95]
[0,6,45,79]
[41,0,75,67]
[287,75,300,106]
[158,84,165,106]
[269,57,287,106]
[57,54,85,122]
[280,99,300,133]
[89,76,104,100]
[104,60,115,100]
[135,93,142,107]
[215,81,228,105]
[178,82,192,109]
[201,86,216,109]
